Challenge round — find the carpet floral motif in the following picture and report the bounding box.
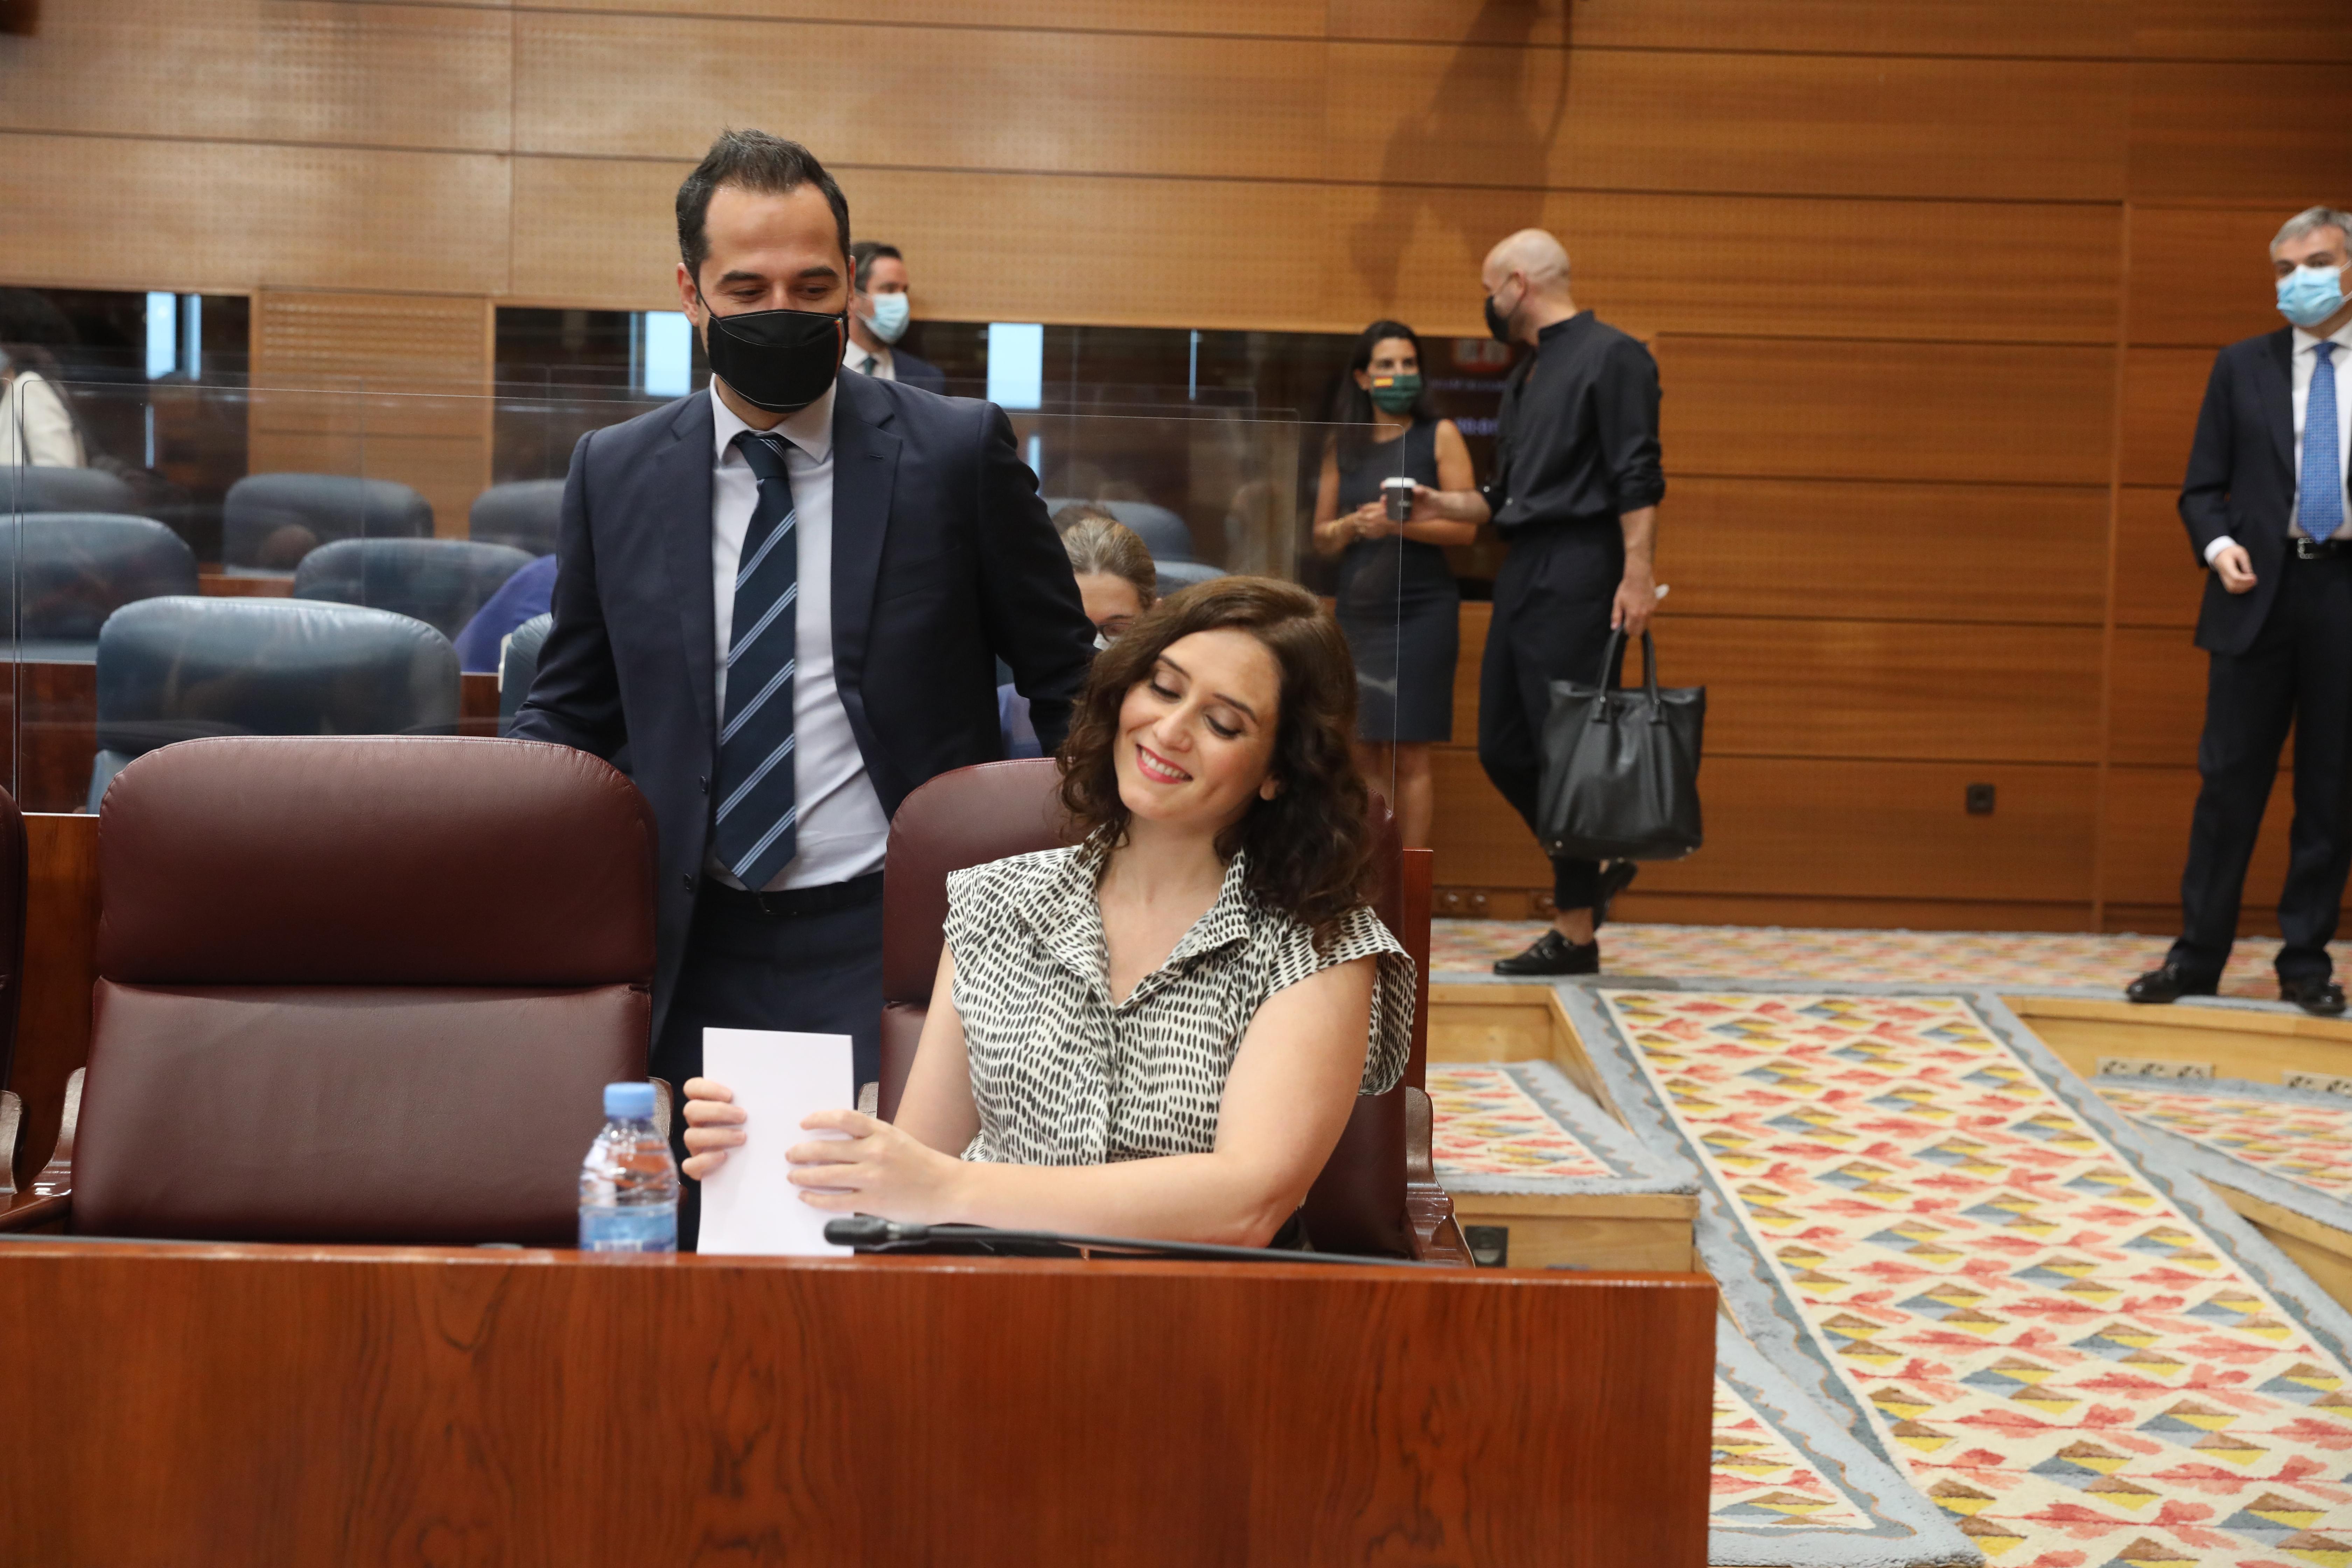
[1600,990,2352,1568]
[2100,1086,2352,1208]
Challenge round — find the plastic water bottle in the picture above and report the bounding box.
[579,1081,678,1253]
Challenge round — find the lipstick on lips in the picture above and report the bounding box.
[1135,742,1192,784]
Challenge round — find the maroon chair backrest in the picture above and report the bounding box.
[74,735,657,1243]
[877,760,1415,1255]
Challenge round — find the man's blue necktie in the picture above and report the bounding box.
[2305,341,2344,544]
[713,430,800,889]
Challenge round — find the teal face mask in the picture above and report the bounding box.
[864,291,911,344]
[2278,264,2347,330]
[1366,372,1422,414]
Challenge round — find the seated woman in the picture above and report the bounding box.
[685,576,1413,1247]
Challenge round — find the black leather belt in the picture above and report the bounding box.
[2293,537,2352,560]
[699,871,884,918]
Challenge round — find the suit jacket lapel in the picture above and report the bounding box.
[2264,328,2296,475]
[829,373,901,728]
[655,393,719,744]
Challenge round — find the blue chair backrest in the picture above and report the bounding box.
[222,473,434,570]
[292,537,536,640]
[498,611,554,730]
[1152,559,1225,593]
[0,513,199,643]
[3,465,136,517]
[468,479,565,558]
[89,596,460,809]
[1042,497,1197,562]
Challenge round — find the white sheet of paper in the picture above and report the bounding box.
[695,1028,856,1257]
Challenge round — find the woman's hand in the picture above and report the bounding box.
[679,1076,746,1180]
[786,1109,969,1221]
[1350,500,1400,540]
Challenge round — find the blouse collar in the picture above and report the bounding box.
[1022,841,1258,1006]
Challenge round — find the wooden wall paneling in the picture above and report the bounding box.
[1332,0,2132,57]
[2133,1,2352,61]
[2113,485,2203,629]
[1615,891,2096,933]
[2099,764,2293,913]
[2106,626,2219,769]
[1324,46,2129,203]
[1428,747,1548,890]
[0,133,513,297]
[2126,205,2306,348]
[513,13,1327,180]
[1660,478,2109,625]
[2128,63,2352,204]
[1657,339,2117,487]
[536,0,1331,33]
[1323,188,2122,345]
[2119,346,2215,488]
[12,813,97,1192]
[0,0,512,150]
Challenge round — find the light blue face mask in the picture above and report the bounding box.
[864,291,911,344]
[2278,264,2347,329]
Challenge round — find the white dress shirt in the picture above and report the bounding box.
[844,338,896,382]
[0,370,86,468]
[706,381,891,891]
[2203,320,2352,564]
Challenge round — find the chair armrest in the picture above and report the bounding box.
[0,1191,70,1232]
[0,1088,19,1199]
[1,1069,87,1232]
[1402,1086,1474,1267]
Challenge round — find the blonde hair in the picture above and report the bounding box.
[1058,513,1156,610]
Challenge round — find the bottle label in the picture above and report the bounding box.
[579,1202,679,1254]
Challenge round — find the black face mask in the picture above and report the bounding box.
[1484,283,1518,345]
[696,288,847,413]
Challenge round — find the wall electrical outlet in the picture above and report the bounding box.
[2096,1057,2214,1079]
[2283,1072,2352,1097]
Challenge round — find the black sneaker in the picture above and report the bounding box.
[1595,860,1639,927]
[1493,930,1601,977]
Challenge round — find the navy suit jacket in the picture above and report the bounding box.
[2181,328,2300,657]
[889,348,947,395]
[510,371,1094,1035]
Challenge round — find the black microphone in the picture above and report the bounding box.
[820,1217,1432,1267]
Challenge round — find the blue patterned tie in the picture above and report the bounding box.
[2306,342,2344,544]
[712,430,800,888]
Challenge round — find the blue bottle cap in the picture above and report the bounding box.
[604,1081,656,1120]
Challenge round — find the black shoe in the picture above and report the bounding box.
[2125,964,2219,1004]
[1494,930,1600,977]
[1595,860,1639,927]
[2281,976,2348,1016]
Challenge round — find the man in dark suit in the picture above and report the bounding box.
[844,241,947,393]
[511,131,1094,1237]
[2132,205,2352,1015]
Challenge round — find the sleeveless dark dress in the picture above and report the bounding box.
[1333,419,1462,743]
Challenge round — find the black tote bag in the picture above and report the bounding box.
[1536,628,1705,862]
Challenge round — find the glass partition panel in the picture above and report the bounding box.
[6,379,1429,832]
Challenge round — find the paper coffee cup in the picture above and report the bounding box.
[1381,476,1415,522]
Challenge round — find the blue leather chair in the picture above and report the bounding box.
[0,513,199,662]
[498,611,553,732]
[1044,497,1199,562]
[221,473,433,573]
[468,480,564,558]
[292,537,536,640]
[86,597,460,811]
[4,466,136,517]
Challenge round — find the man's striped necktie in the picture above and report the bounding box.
[713,429,801,889]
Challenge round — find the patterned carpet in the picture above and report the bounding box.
[1427,1059,1692,1195]
[1571,989,2352,1567]
[2097,1078,2352,1247]
[1432,922,2345,1001]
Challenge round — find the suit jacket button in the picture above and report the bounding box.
[699,775,709,793]
[682,874,695,891]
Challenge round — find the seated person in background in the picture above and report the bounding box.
[999,504,1158,757]
[0,343,87,469]
[452,553,558,674]
[685,576,1414,1248]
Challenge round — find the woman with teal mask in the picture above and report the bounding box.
[1311,320,1477,850]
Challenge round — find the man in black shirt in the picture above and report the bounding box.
[1414,229,1666,975]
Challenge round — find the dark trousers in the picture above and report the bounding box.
[1477,520,1626,914]
[653,882,886,1251]
[2170,553,2352,982]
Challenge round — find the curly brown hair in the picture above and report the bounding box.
[1058,576,1375,943]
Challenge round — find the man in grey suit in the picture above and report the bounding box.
[510,132,1094,1242]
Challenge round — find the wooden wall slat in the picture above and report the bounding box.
[1658,339,2118,486]
[0,0,512,152]
[1659,478,2110,625]
[2113,485,2203,629]
[2129,62,2352,203]
[2133,1,2352,61]
[2127,205,2306,348]
[512,13,1329,180]
[1325,46,2128,203]
[1334,0,2132,56]
[2100,764,2293,909]
[0,132,512,296]
[536,0,1329,33]
[2119,346,2218,488]
[2106,626,2214,768]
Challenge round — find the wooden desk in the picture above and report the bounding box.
[0,1240,1715,1566]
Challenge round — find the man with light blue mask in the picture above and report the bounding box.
[2131,205,2352,1016]
[844,240,947,393]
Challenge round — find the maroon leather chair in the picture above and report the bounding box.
[876,759,1468,1264]
[0,735,657,1243]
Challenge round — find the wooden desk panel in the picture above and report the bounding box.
[0,1242,1717,1567]
[1,661,97,815]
